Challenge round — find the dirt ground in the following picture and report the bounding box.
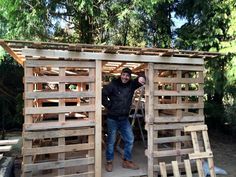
[3,131,236,177]
[209,131,236,177]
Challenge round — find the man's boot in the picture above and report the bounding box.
[122,160,139,170]
[105,161,113,172]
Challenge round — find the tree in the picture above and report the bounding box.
[0,54,23,137]
[175,0,236,131]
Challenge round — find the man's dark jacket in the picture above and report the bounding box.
[102,77,142,119]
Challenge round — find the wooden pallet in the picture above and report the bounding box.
[145,63,205,177]
[22,59,102,177]
[184,125,216,177]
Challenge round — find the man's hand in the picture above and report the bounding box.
[138,76,146,85]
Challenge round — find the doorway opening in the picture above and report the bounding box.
[101,61,148,177]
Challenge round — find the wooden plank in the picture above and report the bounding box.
[23,143,95,155]
[60,172,95,177]
[189,152,213,160]
[172,161,180,177]
[184,160,193,177]
[154,116,204,123]
[25,60,96,68]
[36,172,95,177]
[147,63,154,177]
[154,90,204,96]
[154,161,194,171]
[202,130,216,177]
[24,157,95,172]
[147,63,154,123]
[24,120,95,131]
[0,146,12,152]
[23,128,94,139]
[25,91,95,99]
[95,60,102,177]
[154,77,204,84]
[58,67,66,175]
[25,105,95,114]
[154,122,203,130]
[191,132,205,177]
[25,76,95,83]
[154,64,204,71]
[154,136,191,144]
[176,70,182,162]
[0,41,24,65]
[184,125,208,132]
[23,65,33,177]
[154,103,204,110]
[159,162,167,177]
[0,154,3,160]
[0,139,19,145]
[88,67,95,177]
[153,148,194,157]
[22,49,204,65]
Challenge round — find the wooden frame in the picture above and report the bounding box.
[0,40,220,177]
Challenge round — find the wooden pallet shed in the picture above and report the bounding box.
[0,39,220,177]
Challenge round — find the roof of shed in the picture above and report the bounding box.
[0,39,221,74]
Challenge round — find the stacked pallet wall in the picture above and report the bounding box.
[145,63,205,177]
[22,59,101,177]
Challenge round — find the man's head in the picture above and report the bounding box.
[120,67,132,84]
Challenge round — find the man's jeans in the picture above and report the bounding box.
[106,117,134,161]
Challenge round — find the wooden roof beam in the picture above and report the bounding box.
[0,40,24,65]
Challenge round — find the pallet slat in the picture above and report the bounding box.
[24,157,95,172]
[24,120,95,131]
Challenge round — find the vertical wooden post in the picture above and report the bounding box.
[95,60,102,177]
[176,71,182,162]
[147,63,154,177]
[58,67,66,175]
[88,67,95,177]
[23,62,33,177]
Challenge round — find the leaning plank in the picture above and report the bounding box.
[153,148,194,157]
[24,128,94,139]
[0,139,19,145]
[0,146,12,152]
[189,152,213,160]
[159,162,167,177]
[191,132,205,177]
[25,105,95,114]
[0,154,3,160]
[23,143,95,155]
[26,91,95,99]
[172,161,181,177]
[184,125,208,132]
[24,157,95,172]
[24,120,95,131]
[184,160,193,177]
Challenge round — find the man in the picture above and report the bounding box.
[102,67,145,172]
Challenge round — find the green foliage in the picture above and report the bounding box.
[0,0,236,134]
[0,55,24,130]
